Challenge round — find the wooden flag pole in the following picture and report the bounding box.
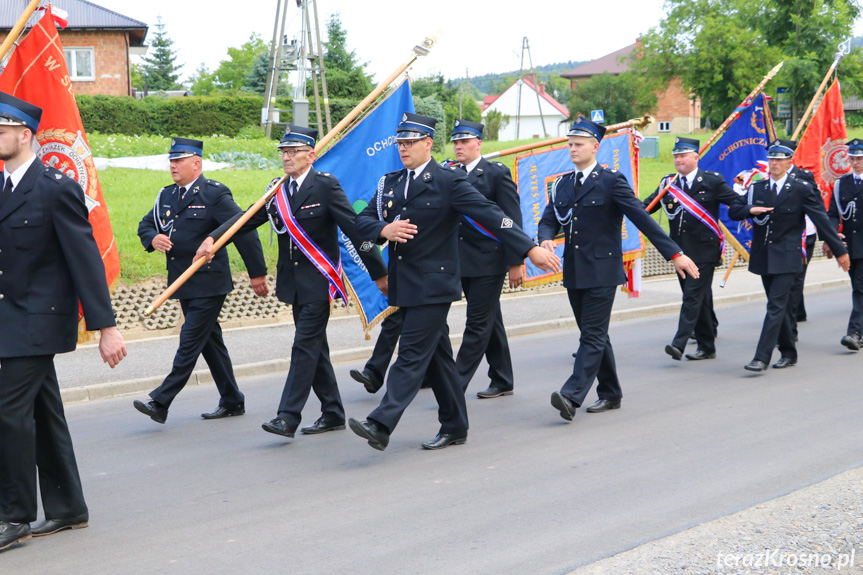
[645,62,784,213]
[144,33,442,316]
[483,115,654,160]
[0,0,41,63]
[791,38,851,141]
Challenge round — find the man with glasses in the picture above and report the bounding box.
[197,125,387,440]
[826,138,863,351]
[348,113,560,451]
[729,140,849,372]
[134,138,268,425]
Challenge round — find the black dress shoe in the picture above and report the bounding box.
[133,399,168,424]
[31,512,89,537]
[550,391,576,421]
[685,349,716,360]
[841,334,861,351]
[665,344,683,361]
[585,398,621,413]
[261,417,296,438]
[349,369,381,394]
[348,418,390,451]
[744,359,768,372]
[0,522,31,551]
[201,404,245,419]
[772,357,797,369]
[476,386,513,399]
[300,416,346,435]
[421,432,467,450]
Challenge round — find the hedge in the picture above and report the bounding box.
[76,94,264,137]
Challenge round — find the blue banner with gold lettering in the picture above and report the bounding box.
[514,131,644,287]
[699,93,773,253]
[314,80,415,336]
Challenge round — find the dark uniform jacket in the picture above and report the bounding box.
[0,160,116,357]
[729,173,847,275]
[356,159,536,308]
[828,173,863,260]
[458,158,523,277]
[538,166,681,290]
[138,174,266,301]
[643,169,741,265]
[213,168,386,306]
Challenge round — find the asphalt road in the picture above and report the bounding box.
[5,287,863,574]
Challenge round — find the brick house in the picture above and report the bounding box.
[0,0,147,96]
[561,40,701,135]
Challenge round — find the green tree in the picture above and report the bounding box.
[484,109,509,141]
[213,33,268,92]
[189,64,217,96]
[320,14,373,98]
[140,16,183,91]
[129,62,145,91]
[568,72,658,124]
[634,0,861,126]
[243,52,270,95]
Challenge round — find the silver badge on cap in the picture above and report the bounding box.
[402,113,408,122]
[455,120,461,126]
[171,138,176,146]
[284,126,292,135]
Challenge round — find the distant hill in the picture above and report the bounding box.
[448,61,586,95]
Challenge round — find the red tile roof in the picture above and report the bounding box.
[561,43,638,78]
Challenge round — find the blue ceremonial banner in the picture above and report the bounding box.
[314,80,415,336]
[514,131,644,288]
[699,93,773,253]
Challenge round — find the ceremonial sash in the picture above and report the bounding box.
[666,181,725,254]
[273,182,348,303]
[463,216,500,242]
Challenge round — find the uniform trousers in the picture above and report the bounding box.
[277,299,344,429]
[847,259,863,337]
[754,273,797,363]
[368,303,468,435]
[363,309,404,389]
[789,233,816,338]
[150,295,244,409]
[456,274,513,392]
[0,355,87,523]
[671,263,717,353]
[560,287,622,407]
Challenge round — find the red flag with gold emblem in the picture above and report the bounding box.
[0,7,120,323]
[793,80,851,207]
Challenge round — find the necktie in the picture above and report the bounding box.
[291,180,298,197]
[575,172,584,189]
[460,165,467,172]
[0,177,12,210]
[178,186,187,200]
[771,182,778,201]
[404,170,414,199]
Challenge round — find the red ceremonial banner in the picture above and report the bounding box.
[793,80,850,207]
[0,7,120,320]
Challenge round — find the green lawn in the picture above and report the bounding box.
[96,128,863,284]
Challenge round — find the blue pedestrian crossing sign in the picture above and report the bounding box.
[591,110,605,123]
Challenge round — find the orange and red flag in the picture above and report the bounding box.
[0,7,120,318]
[793,80,851,207]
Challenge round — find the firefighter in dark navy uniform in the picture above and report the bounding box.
[729,140,849,372]
[0,92,127,550]
[538,117,699,422]
[198,125,387,440]
[134,138,268,424]
[826,138,863,351]
[349,119,524,399]
[643,136,741,361]
[348,113,560,451]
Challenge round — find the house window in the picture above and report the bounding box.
[658,121,671,133]
[64,48,95,81]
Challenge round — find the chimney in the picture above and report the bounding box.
[539,82,546,94]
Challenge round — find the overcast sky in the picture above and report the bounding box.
[90,0,863,86]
